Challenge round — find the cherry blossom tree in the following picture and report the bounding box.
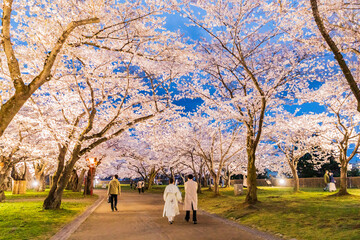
[0,102,56,200]
[302,80,360,195]
[0,0,187,137]
[282,0,360,111]
[179,0,309,203]
[28,43,187,209]
[309,0,360,111]
[192,120,244,196]
[265,110,324,192]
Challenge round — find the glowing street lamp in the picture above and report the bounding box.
[32,181,39,188]
[279,179,286,185]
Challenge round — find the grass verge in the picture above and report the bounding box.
[0,190,97,240]
[198,187,360,240]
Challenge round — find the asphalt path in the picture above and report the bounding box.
[68,190,280,240]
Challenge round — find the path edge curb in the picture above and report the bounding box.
[199,209,284,240]
[50,195,105,240]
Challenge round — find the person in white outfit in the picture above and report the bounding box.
[329,172,337,192]
[184,174,198,224]
[163,178,182,224]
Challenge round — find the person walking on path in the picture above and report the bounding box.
[184,174,198,224]
[323,170,330,191]
[107,174,121,212]
[163,178,182,224]
[329,172,337,192]
[137,180,144,194]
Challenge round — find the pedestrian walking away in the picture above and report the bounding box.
[107,174,121,211]
[137,180,144,194]
[163,178,182,224]
[184,174,198,224]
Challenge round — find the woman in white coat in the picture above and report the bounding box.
[163,178,182,224]
[184,174,198,224]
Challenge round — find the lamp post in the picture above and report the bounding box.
[85,157,98,196]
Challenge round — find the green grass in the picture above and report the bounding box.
[197,187,360,240]
[4,189,95,200]
[0,190,97,240]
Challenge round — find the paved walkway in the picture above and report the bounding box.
[67,190,281,240]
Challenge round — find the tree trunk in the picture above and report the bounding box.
[147,167,158,190]
[34,162,47,192]
[179,174,186,186]
[196,173,202,194]
[213,173,220,196]
[290,164,300,192]
[43,177,67,209]
[84,168,96,195]
[245,149,257,204]
[76,169,86,192]
[36,173,46,192]
[205,174,211,190]
[337,162,349,195]
[225,174,231,188]
[0,160,12,202]
[66,169,79,191]
[204,174,209,187]
[43,148,77,209]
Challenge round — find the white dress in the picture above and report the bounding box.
[163,184,182,220]
[329,182,336,192]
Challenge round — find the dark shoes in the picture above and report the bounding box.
[169,221,173,224]
[115,207,118,211]
[185,218,197,224]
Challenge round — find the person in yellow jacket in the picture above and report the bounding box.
[107,174,121,211]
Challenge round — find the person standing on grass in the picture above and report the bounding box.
[323,170,330,191]
[163,178,182,224]
[107,174,121,212]
[184,174,198,224]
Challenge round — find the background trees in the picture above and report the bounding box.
[0,0,360,208]
[266,110,324,192]
[303,81,360,195]
[179,0,309,203]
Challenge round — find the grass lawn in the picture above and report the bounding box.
[128,183,360,240]
[0,190,97,240]
[132,183,360,239]
[197,187,360,240]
